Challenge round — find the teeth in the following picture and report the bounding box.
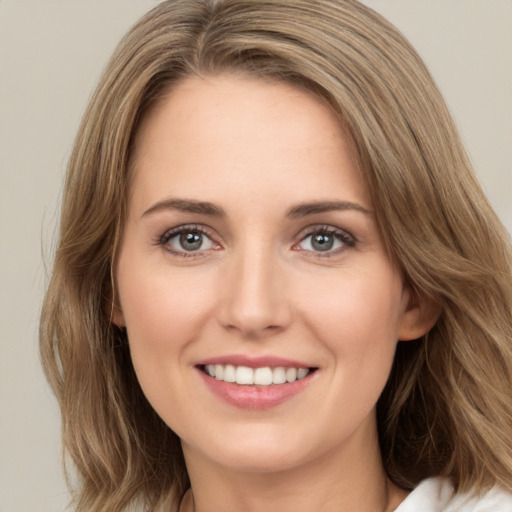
[286,367,297,382]
[224,364,236,383]
[215,364,224,380]
[254,367,273,386]
[272,367,287,384]
[203,364,311,386]
[297,368,309,380]
[235,366,253,385]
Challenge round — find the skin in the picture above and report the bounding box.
[114,74,434,512]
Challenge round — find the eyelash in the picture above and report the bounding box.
[157,224,356,258]
[294,225,356,257]
[158,224,220,258]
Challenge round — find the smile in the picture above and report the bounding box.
[196,356,319,409]
[202,364,311,386]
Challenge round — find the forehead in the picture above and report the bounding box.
[129,74,369,215]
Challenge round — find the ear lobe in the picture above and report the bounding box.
[398,289,441,341]
[111,304,126,327]
[106,268,125,327]
[106,280,126,327]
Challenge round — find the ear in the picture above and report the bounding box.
[106,278,126,327]
[398,287,441,341]
[111,303,126,327]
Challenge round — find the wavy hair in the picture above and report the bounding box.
[40,1,512,510]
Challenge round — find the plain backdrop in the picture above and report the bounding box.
[0,1,510,511]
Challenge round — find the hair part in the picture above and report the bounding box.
[40,1,512,510]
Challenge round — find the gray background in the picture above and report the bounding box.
[1,1,510,511]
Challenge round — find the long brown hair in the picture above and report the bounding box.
[40,1,512,510]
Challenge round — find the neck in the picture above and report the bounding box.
[180,419,408,512]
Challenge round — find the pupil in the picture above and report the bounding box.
[312,233,333,251]
[180,232,202,251]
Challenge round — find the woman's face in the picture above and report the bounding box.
[115,75,425,474]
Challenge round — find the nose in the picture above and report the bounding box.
[216,244,292,339]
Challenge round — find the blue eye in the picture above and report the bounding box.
[160,226,217,255]
[297,227,355,254]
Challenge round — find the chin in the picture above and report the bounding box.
[182,422,324,475]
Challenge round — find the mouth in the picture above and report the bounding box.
[195,356,319,409]
[198,364,317,386]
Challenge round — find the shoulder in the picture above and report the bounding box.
[395,477,512,512]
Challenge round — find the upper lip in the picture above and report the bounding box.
[195,354,316,369]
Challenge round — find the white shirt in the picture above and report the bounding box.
[395,477,512,511]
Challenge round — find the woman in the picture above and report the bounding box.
[40,1,512,511]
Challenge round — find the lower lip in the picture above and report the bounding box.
[198,369,315,410]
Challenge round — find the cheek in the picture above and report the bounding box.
[302,267,403,331]
[116,255,221,423]
[296,266,404,376]
[116,254,217,368]
[296,270,404,433]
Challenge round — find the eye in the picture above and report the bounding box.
[159,225,219,256]
[295,226,355,255]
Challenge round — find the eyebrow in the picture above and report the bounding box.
[142,198,371,218]
[286,201,372,218]
[142,198,226,218]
